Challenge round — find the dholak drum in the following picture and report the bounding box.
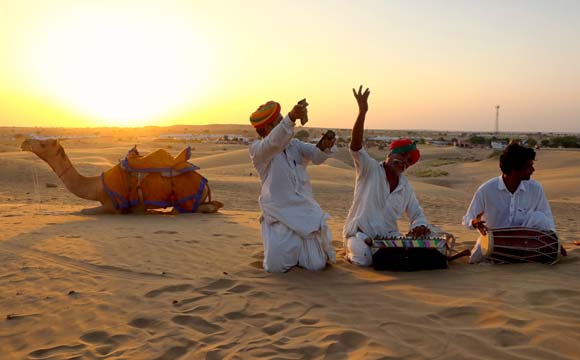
[481,227,560,264]
[370,234,454,271]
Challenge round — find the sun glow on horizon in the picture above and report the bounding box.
[23,6,213,127]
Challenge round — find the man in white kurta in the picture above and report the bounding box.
[249,101,336,272]
[343,86,432,266]
[343,148,429,266]
[462,142,556,263]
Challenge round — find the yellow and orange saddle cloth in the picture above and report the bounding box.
[101,146,208,213]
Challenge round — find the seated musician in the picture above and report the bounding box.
[343,86,436,266]
[463,142,557,263]
[249,100,337,272]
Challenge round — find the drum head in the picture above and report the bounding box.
[480,232,494,257]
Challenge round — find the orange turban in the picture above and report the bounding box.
[250,101,281,128]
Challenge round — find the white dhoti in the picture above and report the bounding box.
[469,211,553,263]
[261,218,332,273]
[345,232,373,266]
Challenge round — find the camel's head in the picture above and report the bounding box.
[21,138,64,160]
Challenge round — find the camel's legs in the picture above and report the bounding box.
[197,201,224,213]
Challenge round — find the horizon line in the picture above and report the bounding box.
[1,124,579,135]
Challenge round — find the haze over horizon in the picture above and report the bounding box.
[1,0,579,133]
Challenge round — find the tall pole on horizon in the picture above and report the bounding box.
[495,105,500,134]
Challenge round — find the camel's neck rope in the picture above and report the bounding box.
[57,162,74,179]
[56,146,74,178]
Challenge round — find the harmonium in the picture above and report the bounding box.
[368,234,454,271]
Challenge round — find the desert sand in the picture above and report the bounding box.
[1,132,579,359]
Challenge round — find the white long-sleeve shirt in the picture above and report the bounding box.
[462,176,555,231]
[249,115,336,238]
[343,148,428,239]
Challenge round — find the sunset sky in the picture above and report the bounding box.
[1,0,579,132]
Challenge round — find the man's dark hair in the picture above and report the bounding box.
[500,142,536,174]
[256,126,268,138]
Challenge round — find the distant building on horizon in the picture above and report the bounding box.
[491,141,507,150]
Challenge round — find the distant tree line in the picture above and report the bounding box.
[468,135,511,146]
[467,135,580,149]
[539,136,580,148]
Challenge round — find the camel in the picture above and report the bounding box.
[21,138,223,214]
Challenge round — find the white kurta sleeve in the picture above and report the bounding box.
[250,116,295,165]
[462,187,485,229]
[297,142,337,165]
[536,185,556,231]
[350,148,375,177]
[406,187,428,230]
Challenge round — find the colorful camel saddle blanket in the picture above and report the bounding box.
[370,234,454,271]
[101,146,208,213]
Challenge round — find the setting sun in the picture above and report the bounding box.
[22,6,212,127]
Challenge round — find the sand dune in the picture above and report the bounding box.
[1,138,579,359]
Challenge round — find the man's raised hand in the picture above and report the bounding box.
[288,102,308,123]
[353,85,370,113]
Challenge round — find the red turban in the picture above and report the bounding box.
[389,138,420,165]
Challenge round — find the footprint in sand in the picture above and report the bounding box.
[524,288,580,306]
[224,309,249,320]
[80,331,111,344]
[178,304,213,313]
[224,310,282,328]
[273,301,323,319]
[79,330,131,357]
[492,328,529,347]
[322,330,369,354]
[431,305,482,322]
[175,295,207,307]
[154,230,179,234]
[262,322,287,335]
[199,278,237,291]
[227,284,253,294]
[152,345,194,360]
[248,290,272,299]
[145,284,195,298]
[299,318,320,325]
[28,344,86,359]
[128,317,163,329]
[171,315,223,334]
